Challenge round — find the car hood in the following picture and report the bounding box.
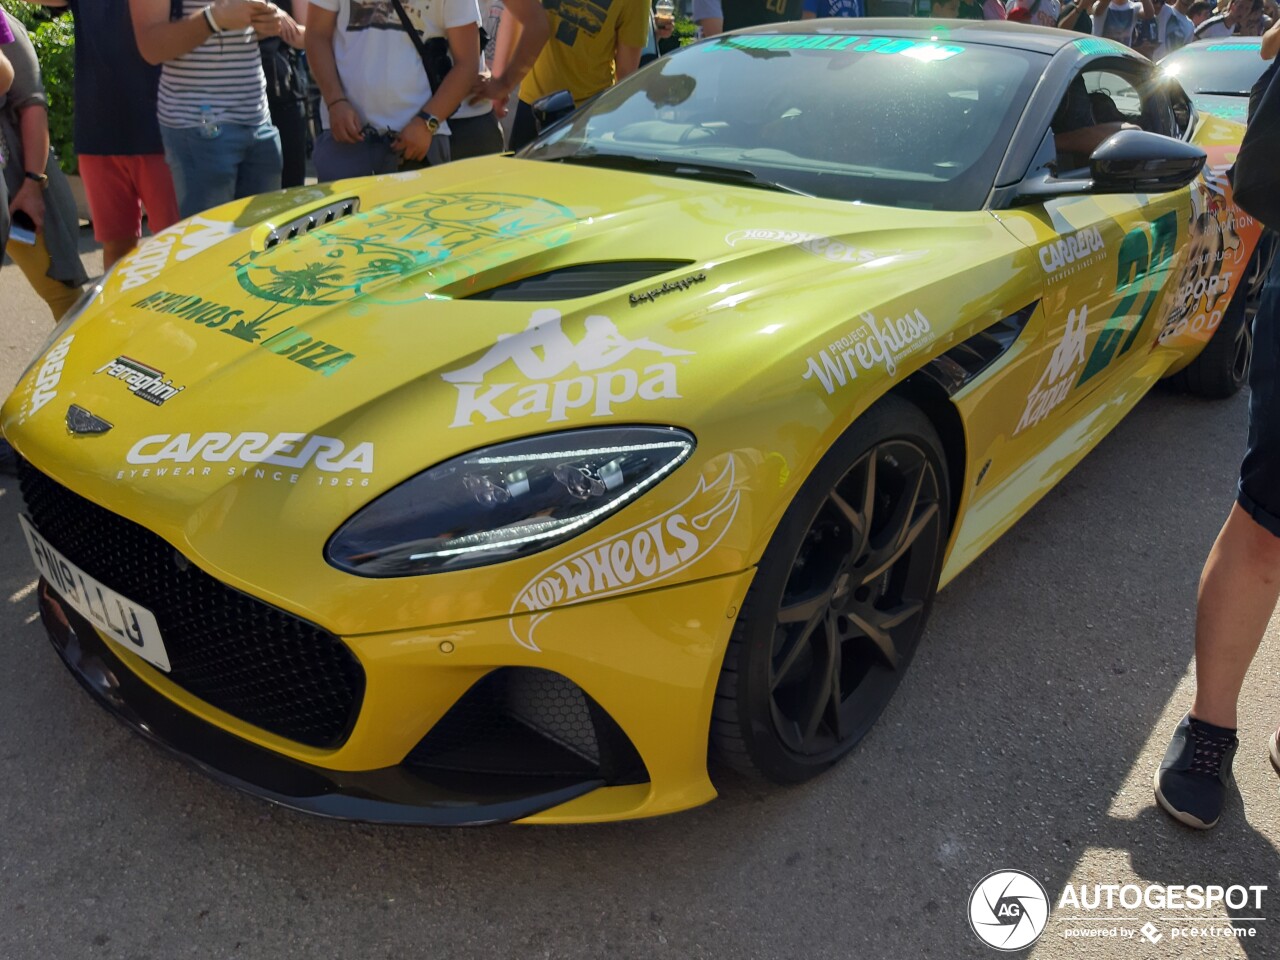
[1192,93,1249,123]
[4,157,999,541]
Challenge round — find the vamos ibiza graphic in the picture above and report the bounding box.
[95,356,185,406]
[441,308,692,428]
[802,308,933,395]
[21,335,74,420]
[510,457,740,651]
[1015,305,1087,434]
[120,431,374,487]
[1039,226,1106,281]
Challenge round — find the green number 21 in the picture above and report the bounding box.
[1077,210,1178,386]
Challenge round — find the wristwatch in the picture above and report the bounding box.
[416,111,442,134]
[24,171,48,188]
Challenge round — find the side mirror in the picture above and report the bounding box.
[532,90,577,134]
[1089,129,1206,193]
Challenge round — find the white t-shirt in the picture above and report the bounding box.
[1092,0,1144,44]
[1154,3,1194,56]
[1194,13,1235,37]
[309,0,486,132]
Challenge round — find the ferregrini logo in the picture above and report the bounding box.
[969,870,1050,951]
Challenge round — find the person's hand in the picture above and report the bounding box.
[211,0,271,31]
[250,3,286,38]
[328,99,364,144]
[471,72,515,106]
[492,96,509,119]
[393,116,433,162]
[655,17,675,38]
[278,13,304,47]
[10,179,45,233]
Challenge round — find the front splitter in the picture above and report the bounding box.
[38,582,604,826]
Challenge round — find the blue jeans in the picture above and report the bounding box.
[160,121,282,219]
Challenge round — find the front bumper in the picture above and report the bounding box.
[37,560,754,824]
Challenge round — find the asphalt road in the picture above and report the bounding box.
[2,235,1279,960]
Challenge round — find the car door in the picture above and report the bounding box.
[996,59,1190,441]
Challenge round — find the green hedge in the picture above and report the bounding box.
[2,1,76,174]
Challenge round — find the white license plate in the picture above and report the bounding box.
[20,515,170,673]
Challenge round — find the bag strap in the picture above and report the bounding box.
[386,0,434,78]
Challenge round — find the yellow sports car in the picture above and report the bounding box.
[4,22,1264,824]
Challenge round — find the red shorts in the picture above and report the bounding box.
[78,154,180,243]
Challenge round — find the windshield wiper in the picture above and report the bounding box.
[549,150,812,196]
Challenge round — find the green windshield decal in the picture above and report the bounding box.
[1205,42,1261,50]
[1073,37,1132,57]
[715,35,963,60]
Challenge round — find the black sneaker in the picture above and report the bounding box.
[1154,714,1238,829]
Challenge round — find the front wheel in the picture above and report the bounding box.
[711,398,950,784]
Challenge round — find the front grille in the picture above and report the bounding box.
[405,668,648,784]
[19,462,364,748]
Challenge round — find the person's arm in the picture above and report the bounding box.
[1263,13,1280,54]
[129,0,267,65]
[396,21,481,161]
[614,40,642,80]
[1139,0,1155,17]
[0,50,12,96]
[1059,1,1084,27]
[277,5,306,47]
[472,0,548,103]
[304,4,363,142]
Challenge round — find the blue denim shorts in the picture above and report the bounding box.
[1239,252,1280,538]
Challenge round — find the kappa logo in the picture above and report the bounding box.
[510,457,740,651]
[1015,305,1087,434]
[118,216,238,292]
[441,309,692,428]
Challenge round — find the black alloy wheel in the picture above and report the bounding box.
[712,398,949,784]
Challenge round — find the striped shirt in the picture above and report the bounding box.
[158,1,269,128]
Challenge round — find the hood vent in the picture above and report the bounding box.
[463,260,694,302]
[264,198,360,249]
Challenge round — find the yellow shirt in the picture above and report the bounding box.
[520,0,652,106]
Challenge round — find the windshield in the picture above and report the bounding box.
[521,34,1045,211]
[1160,42,1268,95]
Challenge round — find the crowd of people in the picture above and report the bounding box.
[0,0,1271,327]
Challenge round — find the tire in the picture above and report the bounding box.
[1165,284,1253,399]
[710,397,950,784]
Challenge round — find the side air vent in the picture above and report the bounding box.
[463,260,694,302]
[264,198,360,249]
[919,301,1038,395]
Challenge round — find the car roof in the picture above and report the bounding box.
[731,18,1083,56]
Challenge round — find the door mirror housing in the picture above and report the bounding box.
[1012,129,1206,204]
[1088,128,1206,193]
[532,90,577,134]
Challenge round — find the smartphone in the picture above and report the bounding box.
[9,210,36,246]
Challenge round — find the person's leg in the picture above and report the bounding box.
[161,123,241,218]
[269,96,308,188]
[1156,250,1280,829]
[313,130,382,181]
[6,235,83,321]
[446,113,504,161]
[78,154,145,271]
[508,99,539,152]
[234,123,284,200]
[133,153,181,235]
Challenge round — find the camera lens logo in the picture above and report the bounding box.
[968,870,1050,951]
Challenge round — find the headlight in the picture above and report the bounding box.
[325,426,695,577]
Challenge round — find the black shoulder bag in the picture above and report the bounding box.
[1230,59,1280,228]
[386,0,454,95]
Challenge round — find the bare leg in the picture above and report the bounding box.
[101,237,138,272]
[1190,503,1280,729]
